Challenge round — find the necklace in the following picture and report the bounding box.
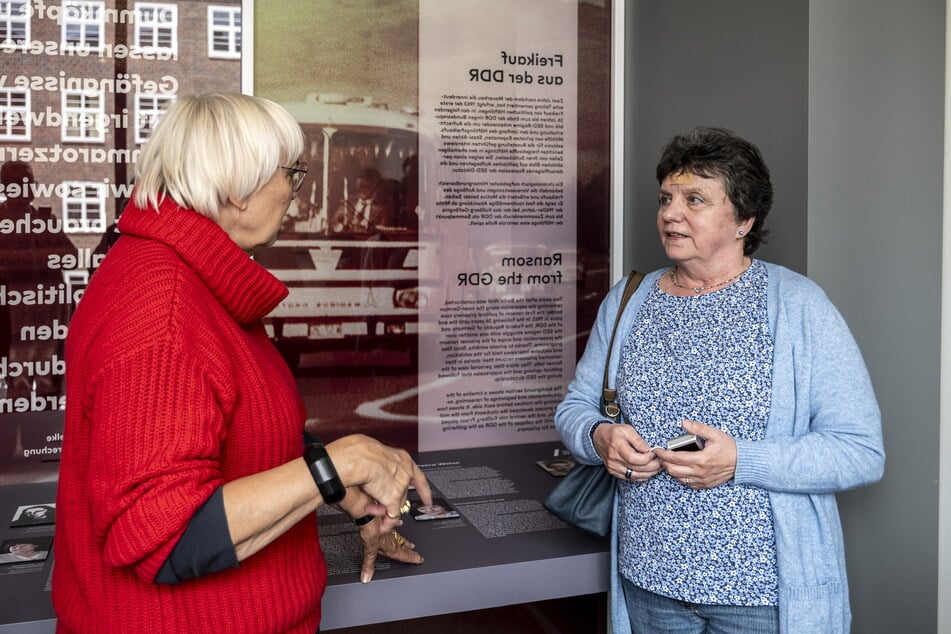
[669,262,749,294]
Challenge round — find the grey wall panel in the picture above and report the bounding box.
[624,0,808,276]
[625,1,943,632]
[809,1,944,632]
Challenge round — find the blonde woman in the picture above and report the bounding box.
[53,93,430,634]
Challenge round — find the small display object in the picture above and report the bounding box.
[9,503,55,527]
[536,457,577,477]
[0,535,52,565]
[410,497,459,521]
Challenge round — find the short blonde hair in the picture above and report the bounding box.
[134,92,305,220]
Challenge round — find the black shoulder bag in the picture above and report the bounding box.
[543,270,645,537]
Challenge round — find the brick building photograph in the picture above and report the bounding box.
[0,0,242,257]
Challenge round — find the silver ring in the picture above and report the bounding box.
[624,468,633,480]
[685,477,691,486]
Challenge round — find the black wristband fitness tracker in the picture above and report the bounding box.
[304,442,346,504]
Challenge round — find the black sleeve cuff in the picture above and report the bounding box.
[155,487,239,584]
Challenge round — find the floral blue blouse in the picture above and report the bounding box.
[615,259,778,606]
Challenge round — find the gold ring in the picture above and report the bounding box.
[400,500,412,514]
[385,511,401,520]
[392,530,405,547]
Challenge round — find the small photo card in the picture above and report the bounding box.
[536,457,577,477]
[10,503,55,527]
[0,535,52,565]
[410,497,459,521]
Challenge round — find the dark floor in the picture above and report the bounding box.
[330,594,607,633]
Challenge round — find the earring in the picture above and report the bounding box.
[738,230,745,236]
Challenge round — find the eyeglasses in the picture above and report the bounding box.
[281,161,308,193]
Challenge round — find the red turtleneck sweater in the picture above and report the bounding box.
[52,198,324,633]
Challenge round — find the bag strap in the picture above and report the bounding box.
[600,270,645,421]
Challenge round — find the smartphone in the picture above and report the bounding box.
[666,433,705,451]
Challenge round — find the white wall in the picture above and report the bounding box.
[942,5,951,630]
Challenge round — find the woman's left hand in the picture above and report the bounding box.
[339,488,424,584]
[655,419,737,490]
[356,515,423,584]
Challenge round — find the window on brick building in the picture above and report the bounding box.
[0,88,30,141]
[0,0,30,46]
[62,181,106,233]
[135,2,177,56]
[208,5,241,59]
[62,90,105,143]
[135,93,174,144]
[62,1,104,51]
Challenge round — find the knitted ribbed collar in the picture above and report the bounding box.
[117,197,288,326]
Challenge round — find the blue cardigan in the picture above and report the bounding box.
[554,262,885,633]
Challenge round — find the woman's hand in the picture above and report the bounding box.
[326,434,433,519]
[357,518,423,584]
[340,488,423,583]
[655,419,737,489]
[224,435,431,563]
[593,423,662,482]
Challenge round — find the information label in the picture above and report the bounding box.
[418,0,579,450]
